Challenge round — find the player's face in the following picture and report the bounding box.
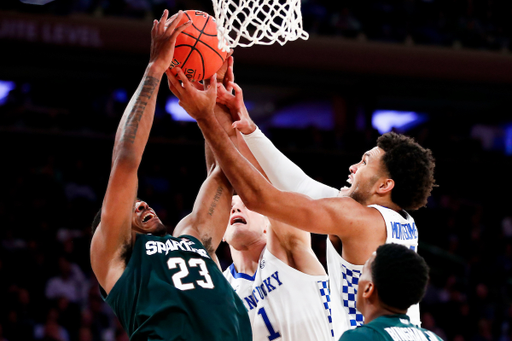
[339,147,385,205]
[356,251,376,315]
[132,200,166,236]
[224,195,267,248]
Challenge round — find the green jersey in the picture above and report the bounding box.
[339,314,443,341]
[101,234,252,341]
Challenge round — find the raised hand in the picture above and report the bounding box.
[215,52,234,85]
[149,10,191,76]
[166,67,217,121]
[217,80,257,135]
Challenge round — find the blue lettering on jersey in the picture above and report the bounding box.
[244,295,258,310]
[263,278,276,292]
[145,239,210,258]
[391,222,418,241]
[242,271,283,311]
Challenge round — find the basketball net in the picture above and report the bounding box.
[212,0,309,52]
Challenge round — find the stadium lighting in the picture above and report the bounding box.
[505,123,512,156]
[165,96,255,123]
[165,97,196,122]
[270,101,333,130]
[0,80,16,106]
[372,110,428,134]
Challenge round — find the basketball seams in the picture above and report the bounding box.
[196,39,225,62]
[181,15,211,80]
[180,31,225,62]
[186,12,210,35]
[194,16,225,67]
[173,10,226,81]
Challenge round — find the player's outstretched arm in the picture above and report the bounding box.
[173,161,233,264]
[214,93,321,273]
[167,55,237,264]
[227,108,326,276]
[173,132,234,264]
[90,10,191,294]
[217,74,339,199]
[243,126,339,199]
[169,70,378,240]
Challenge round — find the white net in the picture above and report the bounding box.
[212,0,309,52]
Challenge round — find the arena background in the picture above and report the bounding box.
[1,0,512,340]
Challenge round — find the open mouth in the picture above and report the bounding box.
[142,213,154,223]
[230,215,247,225]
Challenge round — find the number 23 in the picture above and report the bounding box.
[167,257,215,291]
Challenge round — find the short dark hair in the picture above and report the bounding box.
[377,132,436,210]
[371,243,429,311]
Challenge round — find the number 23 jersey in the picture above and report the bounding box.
[101,234,251,341]
[224,247,337,341]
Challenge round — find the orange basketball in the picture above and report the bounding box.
[169,10,228,82]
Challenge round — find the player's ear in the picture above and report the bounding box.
[362,281,375,299]
[377,178,394,195]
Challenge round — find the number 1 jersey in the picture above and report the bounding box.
[100,234,251,341]
[223,247,337,341]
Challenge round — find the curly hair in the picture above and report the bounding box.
[371,244,429,311]
[377,132,436,210]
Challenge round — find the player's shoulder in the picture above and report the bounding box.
[339,325,379,341]
[327,196,383,221]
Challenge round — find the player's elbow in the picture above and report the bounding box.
[113,150,141,170]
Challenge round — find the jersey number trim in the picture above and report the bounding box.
[167,257,215,290]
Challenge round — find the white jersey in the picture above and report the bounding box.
[224,247,336,341]
[327,204,421,338]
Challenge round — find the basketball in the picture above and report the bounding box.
[169,10,228,82]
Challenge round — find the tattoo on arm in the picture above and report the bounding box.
[122,76,160,144]
[208,186,224,216]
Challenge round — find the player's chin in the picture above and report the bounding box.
[146,220,167,236]
[154,222,168,236]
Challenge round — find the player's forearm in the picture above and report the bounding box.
[205,141,216,175]
[205,104,238,175]
[190,164,233,251]
[197,115,273,211]
[113,65,162,166]
[198,113,346,236]
[242,128,339,199]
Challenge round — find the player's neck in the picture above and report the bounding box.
[369,195,401,212]
[231,240,266,276]
[364,303,408,324]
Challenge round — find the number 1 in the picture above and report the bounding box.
[257,307,281,340]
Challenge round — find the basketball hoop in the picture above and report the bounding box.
[212,0,309,52]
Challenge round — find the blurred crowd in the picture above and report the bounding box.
[0,71,512,341]
[1,0,512,51]
[302,0,512,50]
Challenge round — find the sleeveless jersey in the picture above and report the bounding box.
[100,234,252,341]
[339,314,443,341]
[327,205,421,339]
[223,247,336,341]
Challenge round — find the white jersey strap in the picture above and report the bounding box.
[242,127,339,199]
